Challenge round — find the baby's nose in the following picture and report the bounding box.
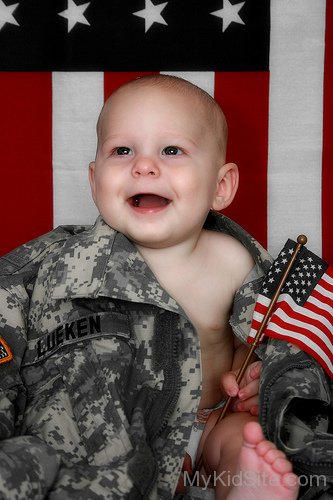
[132,157,160,177]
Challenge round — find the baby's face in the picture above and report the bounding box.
[89,84,225,249]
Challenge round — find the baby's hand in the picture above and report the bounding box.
[220,360,262,416]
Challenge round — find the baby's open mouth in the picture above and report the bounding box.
[130,194,170,208]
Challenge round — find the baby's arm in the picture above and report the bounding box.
[0,286,140,499]
[221,340,262,416]
[0,287,60,499]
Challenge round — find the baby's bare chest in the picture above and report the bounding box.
[173,277,232,336]
[172,287,235,407]
[195,321,234,408]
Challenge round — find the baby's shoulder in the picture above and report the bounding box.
[203,229,251,259]
[202,230,254,285]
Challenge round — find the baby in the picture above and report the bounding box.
[89,74,299,499]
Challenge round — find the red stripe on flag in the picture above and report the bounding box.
[305,295,333,326]
[214,72,269,249]
[310,285,333,306]
[273,300,333,348]
[104,72,158,101]
[322,0,333,263]
[0,73,53,256]
[315,275,333,296]
[253,301,268,319]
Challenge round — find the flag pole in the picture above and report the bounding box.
[192,234,308,475]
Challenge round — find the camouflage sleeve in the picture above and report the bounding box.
[47,463,136,500]
[0,452,137,500]
[0,286,140,499]
[259,338,333,497]
[0,436,59,499]
[0,287,61,498]
[230,264,266,346]
[0,286,28,438]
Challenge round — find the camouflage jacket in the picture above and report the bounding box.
[0,212,272,499]
[259,338,333,499]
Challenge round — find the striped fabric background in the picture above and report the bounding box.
[0,0,332,262]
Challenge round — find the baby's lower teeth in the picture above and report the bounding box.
[134,197,140,207]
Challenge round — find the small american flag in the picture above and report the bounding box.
[248,239,333,379]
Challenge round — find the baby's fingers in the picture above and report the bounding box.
[249,360,262,379]
[238,378,260,400]
[240,360,262,387]
[220,370,238,397]
[232,395,259,414]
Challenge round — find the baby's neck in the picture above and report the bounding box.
[135,233,203,276]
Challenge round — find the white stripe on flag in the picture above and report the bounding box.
[268,0,326,258]
[308,294,333,315]
[252,310,265,324]
[273,294,333,340]
[249,295,270,339]
[324,273,333,286]
[52,72,102,227]
[161,71,215,97]
[314,283,333,302]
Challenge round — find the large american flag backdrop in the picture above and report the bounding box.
[0,0,332,262]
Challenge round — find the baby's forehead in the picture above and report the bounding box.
[100,82,218,125]
[97,79,227,151]
[105,81,205,109]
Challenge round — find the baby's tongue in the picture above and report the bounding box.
[137,194,168,207]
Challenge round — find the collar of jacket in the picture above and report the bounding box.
[50,212,272,315]
[50,216,183,314]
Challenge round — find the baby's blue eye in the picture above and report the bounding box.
[114,147,132,155]
[163,146,182,156]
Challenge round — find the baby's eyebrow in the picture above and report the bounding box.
[99,134,126,149]
[159,132,200,148]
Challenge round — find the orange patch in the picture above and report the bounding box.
[0,336,13,364]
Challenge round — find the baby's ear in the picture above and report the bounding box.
[89,161,96,201]
[212,162,239,211]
